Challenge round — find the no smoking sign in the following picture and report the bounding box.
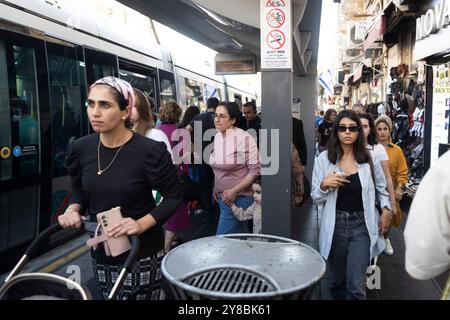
[266,30,285,49]
[266,9,285,28]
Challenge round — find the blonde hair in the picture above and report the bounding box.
[375,115,393,132]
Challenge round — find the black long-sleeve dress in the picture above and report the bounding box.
[66,132,183,263]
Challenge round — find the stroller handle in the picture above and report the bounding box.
[25,223,63,260]
[123,235,140,271]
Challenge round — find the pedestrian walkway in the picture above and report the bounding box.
[2,200,445,300]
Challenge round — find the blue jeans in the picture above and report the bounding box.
[216,196,253,235]
[328,210,370,300]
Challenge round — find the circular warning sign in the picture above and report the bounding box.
[266,9,285,28]
[266,30,286,50]
[1,146,11,160]
[266,0,286,7]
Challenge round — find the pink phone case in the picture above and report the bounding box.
[96,207,131,257]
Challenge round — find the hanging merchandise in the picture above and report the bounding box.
[430,63,450,167]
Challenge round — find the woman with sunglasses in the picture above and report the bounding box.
[58,76,183,300]
[312,110,392,300]
[375,115,408,256]
[209,101,261,235]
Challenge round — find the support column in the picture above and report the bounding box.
[261,71,293,238]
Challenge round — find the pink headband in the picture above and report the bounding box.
[90,76,135,111]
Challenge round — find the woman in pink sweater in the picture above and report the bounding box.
[209,101,261,234]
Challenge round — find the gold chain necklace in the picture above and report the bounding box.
[97,137,126,175]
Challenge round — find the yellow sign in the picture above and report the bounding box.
[1,146,11,160]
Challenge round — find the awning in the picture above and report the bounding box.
[353,64,363,82]
[363,15,386,51]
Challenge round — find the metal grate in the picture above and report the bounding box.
[181,267,277,294]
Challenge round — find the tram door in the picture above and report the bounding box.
[0,31,51,256]
[119,59,157,109]
[46,41,88,224]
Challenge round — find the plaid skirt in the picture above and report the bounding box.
[92,250,164,300]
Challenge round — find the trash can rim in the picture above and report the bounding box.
[161,234,327,299]
[218,233,300,244]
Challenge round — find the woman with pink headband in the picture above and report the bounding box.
[58,76,183,300]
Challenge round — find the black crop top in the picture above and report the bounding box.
[336,172,364,212]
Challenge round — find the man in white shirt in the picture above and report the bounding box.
[404,150,450,281]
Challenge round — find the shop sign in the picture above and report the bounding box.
[416,0,450,41]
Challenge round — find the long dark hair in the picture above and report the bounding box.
[179,105,200,128]
[359,113,377,146]
[327,110,370,164]
[323,108,337,122]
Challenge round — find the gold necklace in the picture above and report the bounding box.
[97,137,127,175]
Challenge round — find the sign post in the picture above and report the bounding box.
[261,0,292,70]
[260,0,293,237]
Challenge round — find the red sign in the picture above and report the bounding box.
[266,30,286,49]
[266,9,285,28]
[266,0,285,7]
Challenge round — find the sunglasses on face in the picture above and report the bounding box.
[337,125,359,133]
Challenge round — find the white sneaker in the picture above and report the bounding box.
[384,238,394,255]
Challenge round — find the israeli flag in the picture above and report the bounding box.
[319,69,334,96]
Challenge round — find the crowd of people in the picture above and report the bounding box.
[57,76,293,300]
[56,76,448,300]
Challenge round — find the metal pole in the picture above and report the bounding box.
[261,71,293,238]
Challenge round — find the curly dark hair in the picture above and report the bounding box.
[158,101,182,124]
[327,110,370,164]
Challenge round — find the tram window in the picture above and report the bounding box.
[184,78,203,109]
[47,43,87,177]
[234,93,242,109]
[159,70,176,108]
[84,48,118,86]
[0,42,41,180]
[119,69,156,101]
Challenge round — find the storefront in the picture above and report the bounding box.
[414,0,450,170]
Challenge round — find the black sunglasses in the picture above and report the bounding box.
[337,125,359,133]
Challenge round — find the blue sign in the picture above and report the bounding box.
[13,146,22,157]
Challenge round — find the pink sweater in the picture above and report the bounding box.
[209,127,261,197]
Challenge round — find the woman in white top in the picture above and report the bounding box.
[359,113,396,218]
[311,110,391,300]
[130,89,172,156]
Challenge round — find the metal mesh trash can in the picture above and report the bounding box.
[161,234,326,300]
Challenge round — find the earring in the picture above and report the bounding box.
[122,117,126,120]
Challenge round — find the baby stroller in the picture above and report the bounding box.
[0,222,139,300]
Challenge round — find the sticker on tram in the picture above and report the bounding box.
[1,146,11,160]
[21,145,39,157]
[13,146,22,157]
